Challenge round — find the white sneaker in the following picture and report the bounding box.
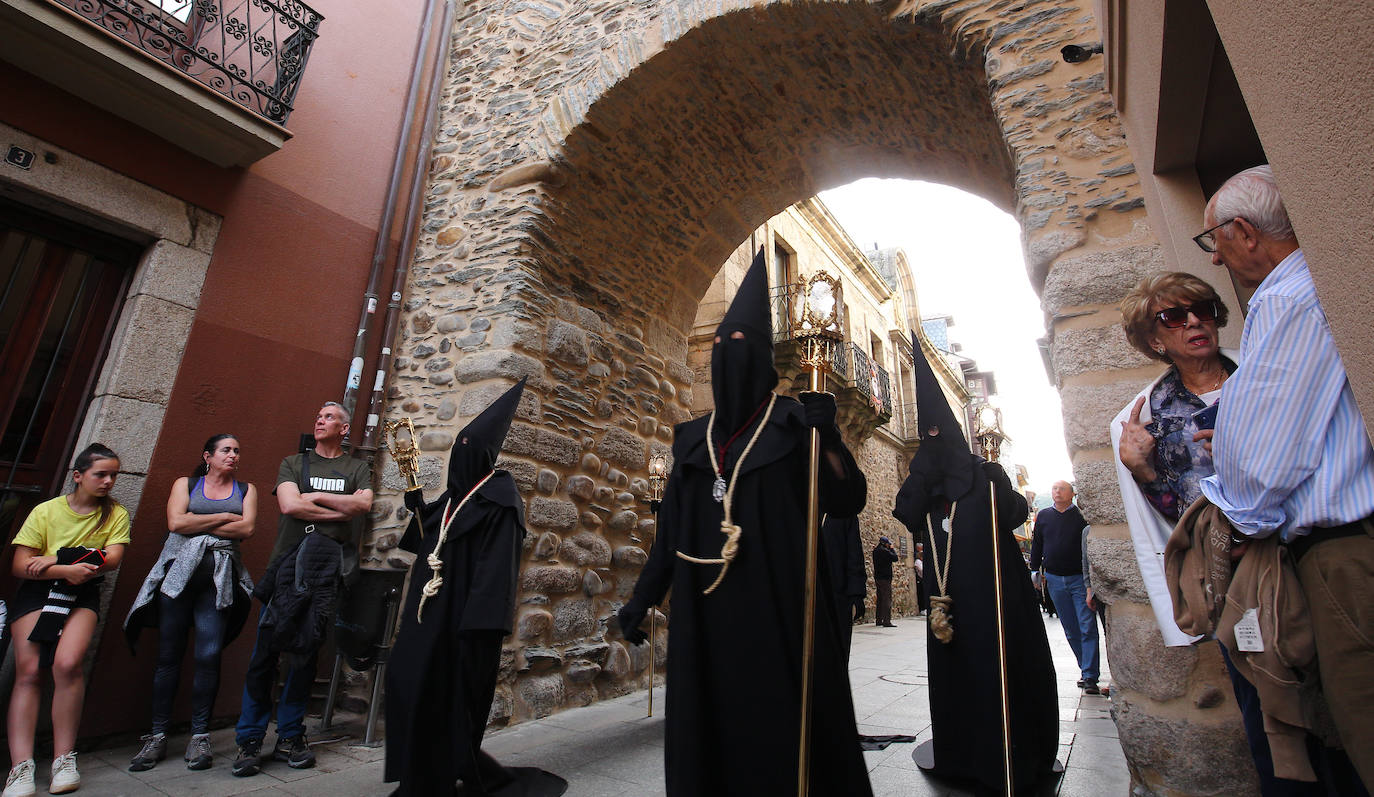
[1,759,34,797]
[48,753,78,795]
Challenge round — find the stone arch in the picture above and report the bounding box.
[385,0,1237,790]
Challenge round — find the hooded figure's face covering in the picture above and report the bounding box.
[447,377,526,497]
[910,430,975,504]
[710,247,777,443]
[710,325,778,441]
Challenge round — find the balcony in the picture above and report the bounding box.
[0,0,323,166]
[770,284,893,441]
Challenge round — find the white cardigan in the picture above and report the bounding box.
[1108,351,1237,648]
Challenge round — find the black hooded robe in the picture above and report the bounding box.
[384,474,527,796]
[820,514,865,656]
[893,455,1060,794]
[631,398,874,796]
[384,377,564,797]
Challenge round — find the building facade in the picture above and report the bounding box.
[0,0,429,738]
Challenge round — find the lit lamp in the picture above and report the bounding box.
[647,454,668,510]
[788,271,842,797]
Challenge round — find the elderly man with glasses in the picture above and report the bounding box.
[1196,165,1374,793]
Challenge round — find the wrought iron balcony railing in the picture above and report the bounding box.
[845,343,892,417]
[52,0,323,124]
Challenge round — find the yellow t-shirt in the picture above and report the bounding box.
[13,495,131,555]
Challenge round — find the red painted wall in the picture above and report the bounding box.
[1,0,424,740]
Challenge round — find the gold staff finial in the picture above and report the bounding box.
[383,417,424,492]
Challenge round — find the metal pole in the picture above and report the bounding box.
[797,360,823,797]
[341,0,437,418]
[647,610,656,717]
[364,587,402,747]
[989,478,1014,797]
[321,654,344,731]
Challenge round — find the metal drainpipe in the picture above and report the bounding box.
[341,0,438,423]
[358,0,456,459]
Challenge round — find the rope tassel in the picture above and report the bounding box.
[417,470,494,623]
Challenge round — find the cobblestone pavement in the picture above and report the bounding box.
[71,611,1126,796]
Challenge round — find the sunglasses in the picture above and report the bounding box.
[1155,300,1221,328]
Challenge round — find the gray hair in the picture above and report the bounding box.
[1210,165,1296,241]
[321,400,351,424]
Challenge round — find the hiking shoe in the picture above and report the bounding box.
[128,733,166,772]
[231,739,262,777]
[184,733,213,770]
[1,760,34,797]
[274,735,315,769]
[49,752,79,794]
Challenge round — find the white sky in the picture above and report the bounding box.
[818,178,1076,495]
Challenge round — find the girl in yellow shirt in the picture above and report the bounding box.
[3,444,129,797]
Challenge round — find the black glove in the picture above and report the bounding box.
[403,488,426,513]
[981,460,1011,490]
[851,597,865,622]
[799,391,840,441]
[617,600,648,645]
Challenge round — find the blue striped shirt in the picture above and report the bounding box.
[1199,249,1374,540]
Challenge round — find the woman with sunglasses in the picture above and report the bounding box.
[1114,272,1234,532]
[1111,273,1333,795]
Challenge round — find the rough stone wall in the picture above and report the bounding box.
[374,0,1251,791]
[852,433,917,614]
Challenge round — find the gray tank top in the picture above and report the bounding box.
[189,477,245,516]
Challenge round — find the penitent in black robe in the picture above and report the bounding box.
[630,396,874,797]
[384,473,530,796]
[893,455,1059,794]
[820,514,865,657]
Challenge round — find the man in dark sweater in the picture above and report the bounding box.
[1029,480,1098,693]
[871,537,899,627]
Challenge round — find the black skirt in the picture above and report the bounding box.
[11,577,103,621]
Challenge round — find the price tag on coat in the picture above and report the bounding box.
[1234,608,1264,653]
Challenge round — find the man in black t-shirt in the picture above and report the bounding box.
[1029,481,1098,692]
[233,402,373,776]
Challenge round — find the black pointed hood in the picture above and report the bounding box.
[449,377,526,495]
[908,332,975,502]
[711,246,778,440]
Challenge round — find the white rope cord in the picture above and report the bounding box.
[417,470,495,623]
[676,392,779,594]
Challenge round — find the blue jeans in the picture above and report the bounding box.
[151,556,227,735]
[1046,572,1099,681]
[235,614,319,745]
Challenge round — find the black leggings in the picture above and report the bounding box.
[151,555,228,735]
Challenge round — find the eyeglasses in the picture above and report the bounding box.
[1155,300,1221,328]
[1192,218,1239,253]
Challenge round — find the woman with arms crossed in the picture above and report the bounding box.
[125,434,257,772]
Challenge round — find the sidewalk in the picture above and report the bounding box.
[73,611,1127,796]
